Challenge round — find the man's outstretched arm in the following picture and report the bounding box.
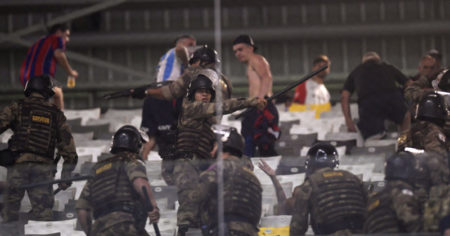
[54,49,78,78]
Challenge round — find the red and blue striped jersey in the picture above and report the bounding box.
[19,34,66,86]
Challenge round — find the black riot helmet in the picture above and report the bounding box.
[223,129,244,157]
[385,151,416,184]
[24,75,55,98]
[110,125,147,154]
[437,69,450,91]
[189,45,219,66]
[187,74,216,102]
[215,125,245,157]
[416,92,447,126]
[305,143,339,173]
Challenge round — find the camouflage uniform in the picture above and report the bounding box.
[0,93,77,222]
[175,97,259,227]
[414,152,450,206]
[415,152,450,233]
[404,74,450,141]
[197,156,262,236]
[424,184,450,232]
[404,75,432,107]
[289,167,367,235]
[75,151,148,236]
[160,66,232,100]
[364,180,422,233]
[411,121,449,166]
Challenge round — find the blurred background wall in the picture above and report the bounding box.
[1,0,449,109]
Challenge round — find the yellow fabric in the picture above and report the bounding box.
[259,226,290,236]
[289,102,331,118]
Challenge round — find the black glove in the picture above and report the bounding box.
[131,87,147,99]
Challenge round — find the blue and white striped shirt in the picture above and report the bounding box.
[156,48,185,82]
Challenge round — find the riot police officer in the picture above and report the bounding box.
[174,71,265,235]
[290,143,367,235]
[364,152,422,233]
[0,75,78,222]
[76,125,159,236]
[197,126,262,236]
[410,92,449,163]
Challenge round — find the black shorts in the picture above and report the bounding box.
[357,91,407,139]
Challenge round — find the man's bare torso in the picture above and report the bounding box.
[247,54,273,98]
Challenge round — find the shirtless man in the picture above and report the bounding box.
[232,35,273,99]
[233,35,279,157]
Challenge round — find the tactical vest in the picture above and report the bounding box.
[10,100,59,159]
[308,169,366,234]
[89,155,140,219]
[176,126,215,159]
[223,166,262,227]
[364,185,404,233]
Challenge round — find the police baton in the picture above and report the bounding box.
[142,186,161,236]
[102,81,172,100]
[235,65,329,119]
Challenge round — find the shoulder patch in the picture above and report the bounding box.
[322,171,344,178]
[401,189,414,196]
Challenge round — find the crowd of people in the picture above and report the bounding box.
[0,23,449,236]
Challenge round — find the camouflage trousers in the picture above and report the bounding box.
[221,221,258,236]
[95,221,139,236]
[173,155,213,227]
[91,212,147,236]
[2,162,54,222]
[161,159,175,186]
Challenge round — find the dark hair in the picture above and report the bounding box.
[48,24,69,35]
[313,55,330,66]
[233,34,257,52]
[175,34,196,44]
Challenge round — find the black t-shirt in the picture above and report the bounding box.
[141,97,181,148]
[343,60,409,101]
